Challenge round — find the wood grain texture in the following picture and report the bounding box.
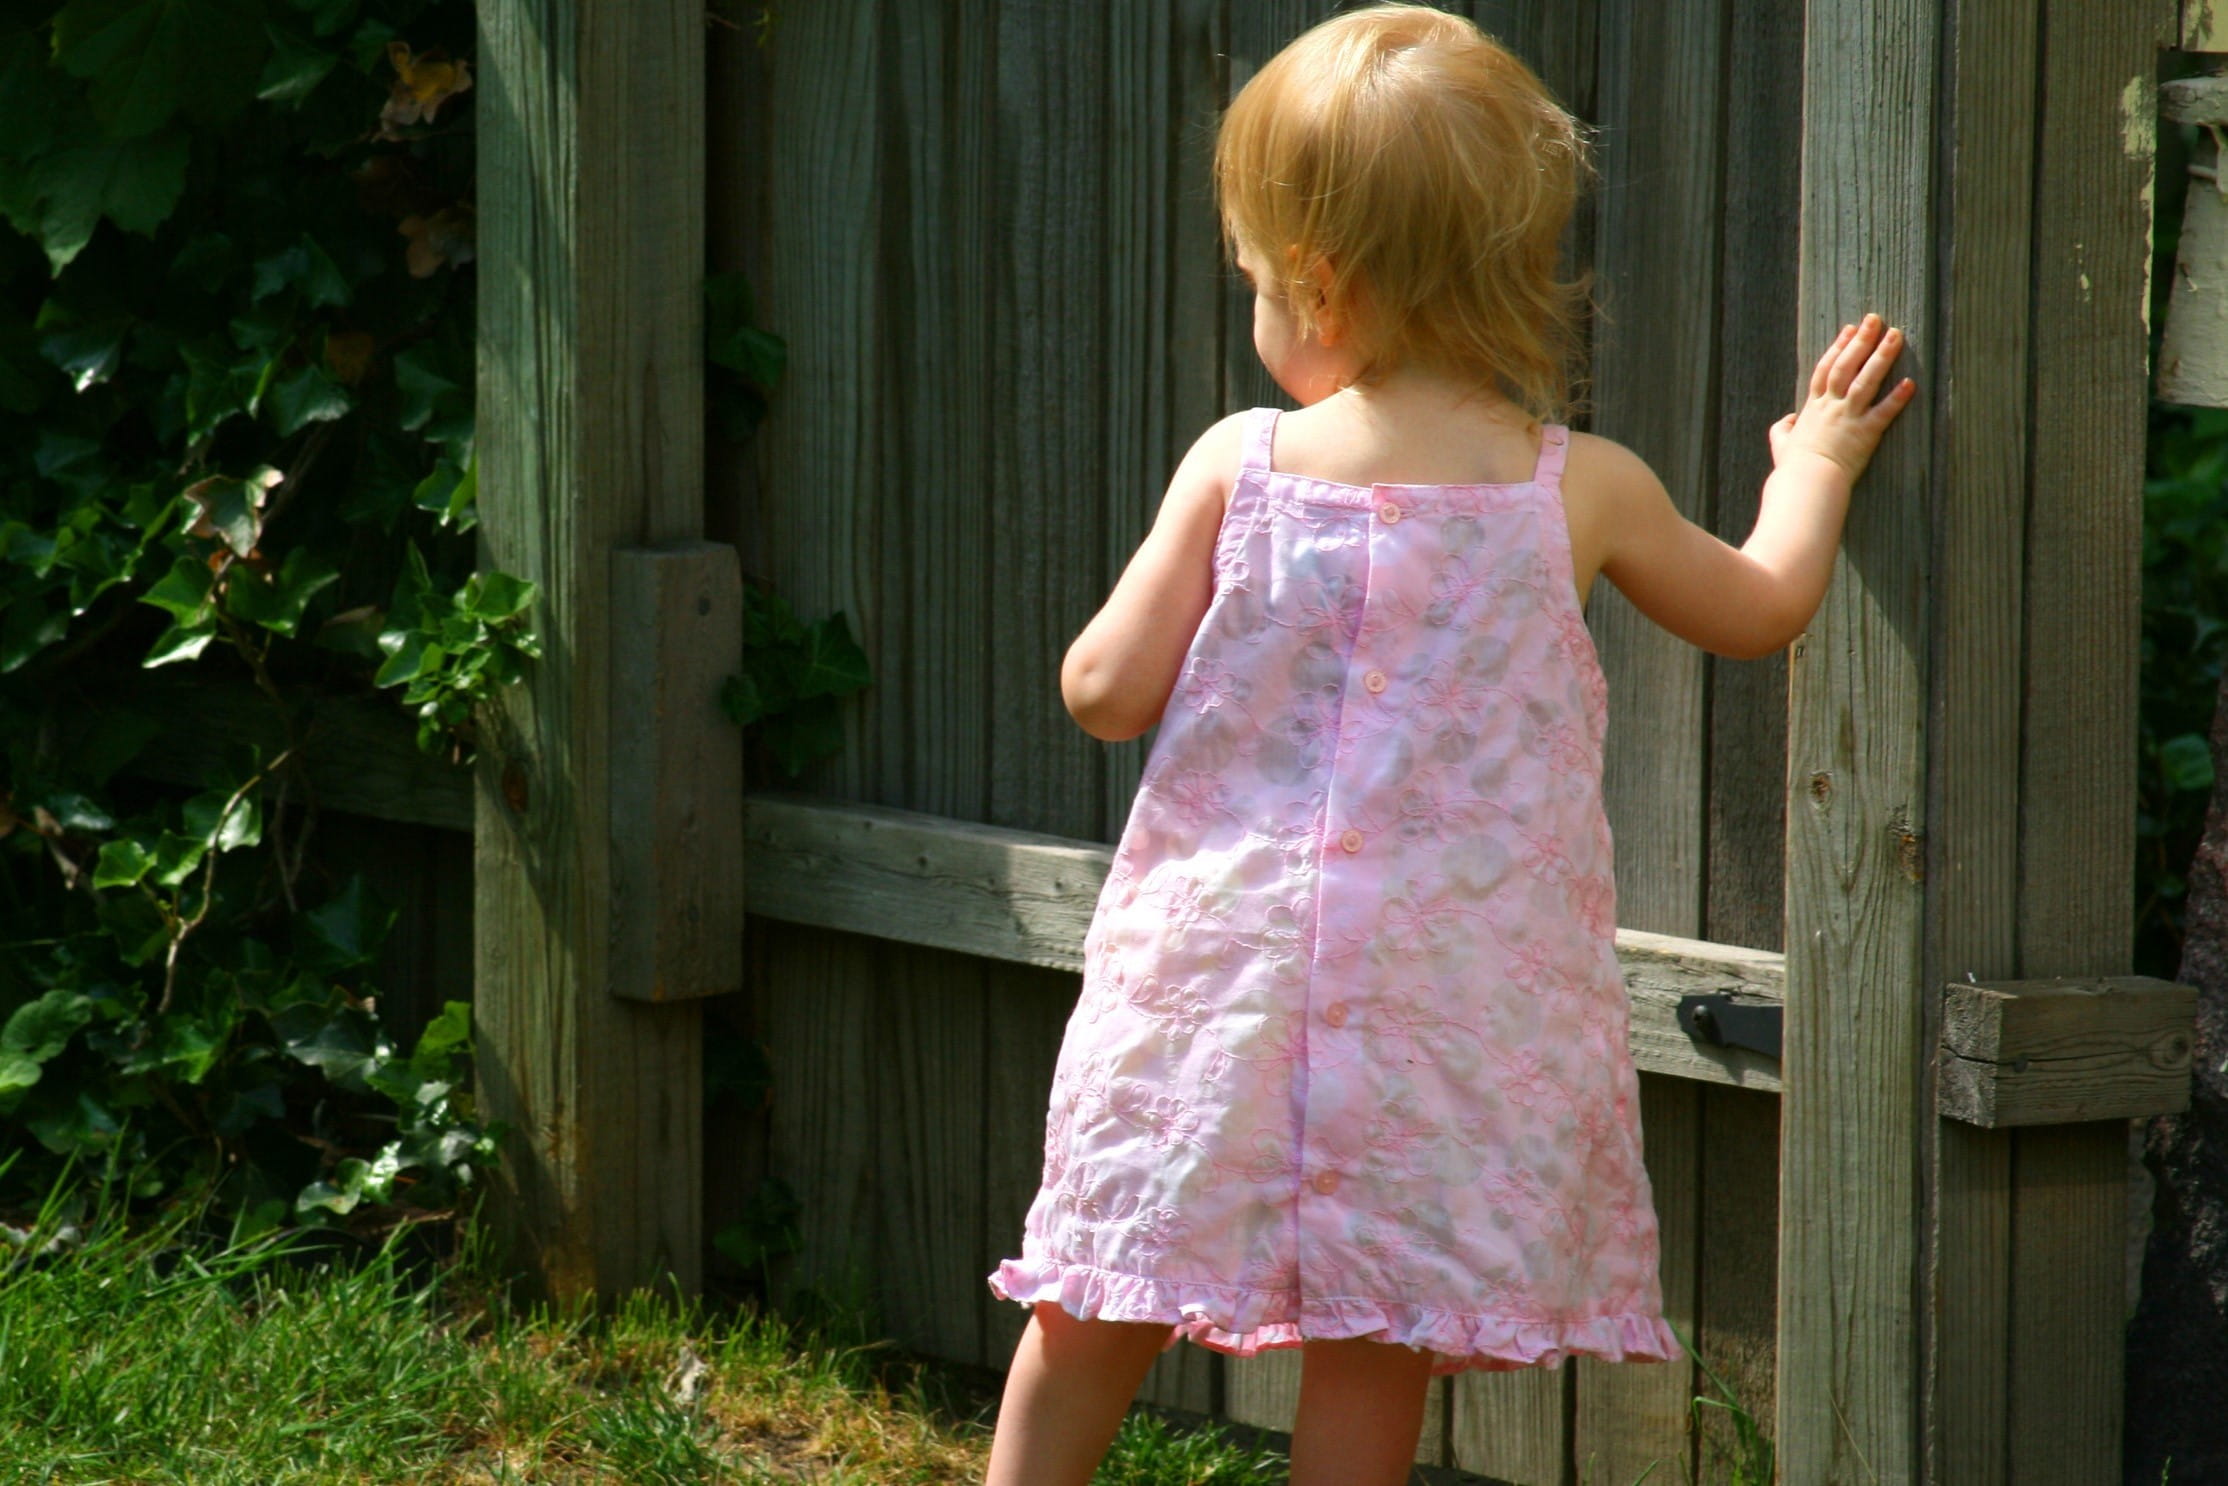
[1777,0,1936,1478]
[1574,1075,1699,1486]
[1450,1362,1568,1485]
[757,920,883,1325]
[1923,0,2037,1476]
[473,0,705,1305]
[1938,978,2197,1126]
[1584,0,1721,941]
[609,544,746,1003]
[2006,1122,2130,1486]
[1695,1085,1779,1481]
[1703,0,1801,957]
[870,947,992,1365]
[2006,3,2156,1478]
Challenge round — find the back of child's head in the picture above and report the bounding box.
[1214,3,1591,421]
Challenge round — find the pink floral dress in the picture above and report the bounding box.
[988,408,1682,1376]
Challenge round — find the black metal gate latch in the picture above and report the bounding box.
[1675,994,1783,1061]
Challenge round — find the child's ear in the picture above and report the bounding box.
[1300,254,1345,346]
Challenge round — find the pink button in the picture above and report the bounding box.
[1378,501,1402,524]
[1339,828,1364,853]
[1363,669,1387,694]
[1312,1170,1341,1195]
[1323,1002,1349,1027]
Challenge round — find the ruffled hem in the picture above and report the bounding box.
[987,1258,1682,1378]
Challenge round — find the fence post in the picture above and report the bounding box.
[1780,4,2162,1481]
[472,0,712,1306]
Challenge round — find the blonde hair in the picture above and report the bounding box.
[1214,3,1591,421]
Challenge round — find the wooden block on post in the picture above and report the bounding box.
[610,541,746,1002]
[1937,976,2196,1127]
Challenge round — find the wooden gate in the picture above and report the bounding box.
[462,1,2198,1481]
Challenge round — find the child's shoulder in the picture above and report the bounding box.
[1558,431,1671,603]
[1169,410,1256,517]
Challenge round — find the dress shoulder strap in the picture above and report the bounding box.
[1239,407,1282,477]
[1532,423,1570,489]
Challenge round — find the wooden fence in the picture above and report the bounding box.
[228,1,2202,1482]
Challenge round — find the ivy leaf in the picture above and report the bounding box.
[408,1000,471,1079]
[223,545,338,636]
[379,41,472,136]
[2161,733,2216,794]
[391,344,458,432]
[142,612,216,667]
[0,600,70,672]
[269,1001,391,1094]
[256,23,337,105]
[92,837,155,889]
[151,827,208,885]
[794,612,871,698]
[295,876,394,973]
[30,129,190,271]
[53,0,266,138]
[3,989,97,1064]
[37,318,130,393]
[183,786,262,853]
[140,552,214,618]
[291,0,358,38]
[181,467,281,556]
[266,363,351,436]
[25,1089,123,1157]
[252,234,351,308]
[718,672,763,728]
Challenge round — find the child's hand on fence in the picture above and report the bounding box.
[1768,313,1917,484]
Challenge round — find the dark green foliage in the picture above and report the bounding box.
[722,582,871,783]
[0,1,506,1248]
[2140,402,2228,978]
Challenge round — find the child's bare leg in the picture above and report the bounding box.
[984,1301,1173,1486]
[1288,1335,1439,1486]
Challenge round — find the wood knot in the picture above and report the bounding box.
[1808,772,1832,804]
[502,760,530,814]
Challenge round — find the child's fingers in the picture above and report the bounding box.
[1845,326,1905,405]
[1810,325,1854,398]
[1827,314,1884,397]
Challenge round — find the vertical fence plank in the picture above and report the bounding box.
[1923,0,2039,1479]
[1570,0,1722,1476]
[1690,0,1802,1458]
[2005,3,2156,1480]
[1694,1086,1780,1478]
[745,0,891,1337]
[871,951,993,1365]
[473,0,706,1304]
[759,924,882,1322]
[1576,1077,1700,1485]
[1777,1,1936,1479]
[1451,1361,1568,1486]
[983,964,1080,1367]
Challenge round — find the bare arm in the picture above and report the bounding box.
[1061,413,1249,740]
[1596,315,1915,659]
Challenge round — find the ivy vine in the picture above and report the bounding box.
[0,0,506,1251]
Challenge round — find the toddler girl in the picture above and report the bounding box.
[985,7,1912,1484]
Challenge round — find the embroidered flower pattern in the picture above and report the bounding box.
[993,414,1676,1379]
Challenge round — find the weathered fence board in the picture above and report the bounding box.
[1778,1,1937,1479]
[1925,0,2040,1477]
[2002,5,2159,1477]
[473,0,707,1303]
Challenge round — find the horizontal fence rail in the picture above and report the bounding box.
[742,790,1789,1093]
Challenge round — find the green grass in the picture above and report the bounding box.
[0,1154,1293,1484]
